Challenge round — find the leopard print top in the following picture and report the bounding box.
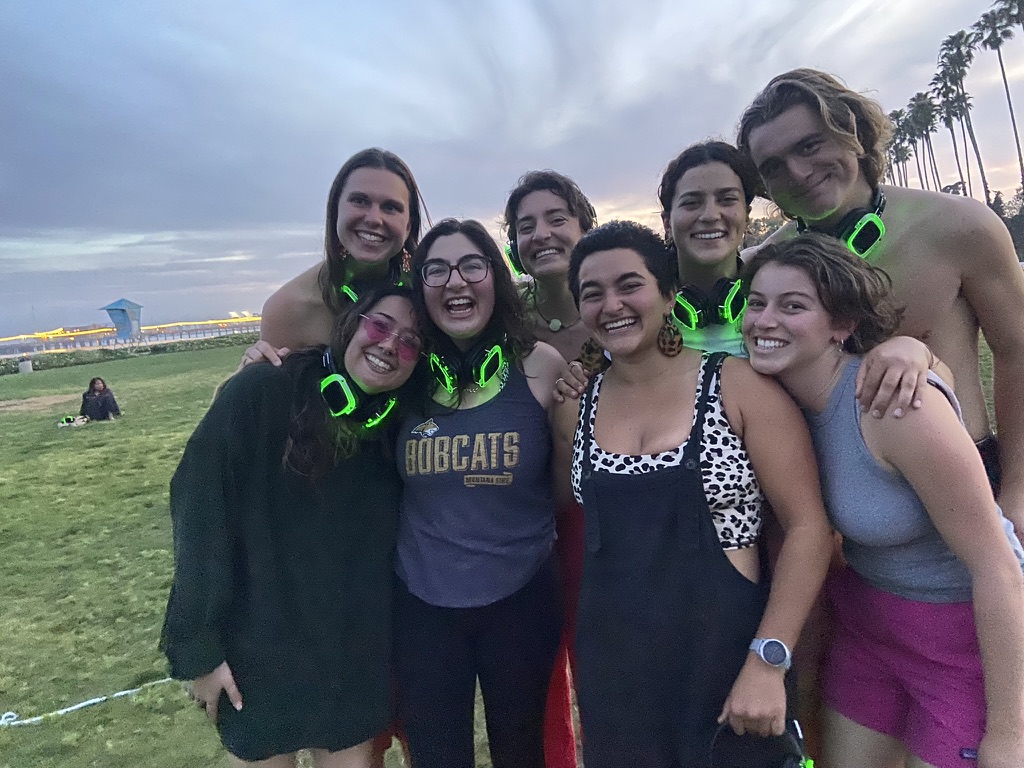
[571,353,762,550]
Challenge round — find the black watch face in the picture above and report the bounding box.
[762,640,787,665]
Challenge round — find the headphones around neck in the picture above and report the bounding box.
[336,258,406,304]
[672,256,747,332]
[429,335,508,394]
[797,187,887,259]
[320,347,398,432]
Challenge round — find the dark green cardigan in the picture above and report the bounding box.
[160,361,401,759]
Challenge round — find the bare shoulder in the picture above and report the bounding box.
[718,355,802,435]
[260,263,332,348]
[524,341,569,410]
[523,341,566,381]
[887,186,1014,266]
[860,380,973,468]
[720,355,791,402]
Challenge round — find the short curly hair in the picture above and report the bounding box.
[741,232,903,353]
[568,220,677,306]
[737,69,893,190]
[503,170,597,247]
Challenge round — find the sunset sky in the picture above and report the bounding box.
[3,0,1022,336]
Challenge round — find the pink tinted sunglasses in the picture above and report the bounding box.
[359,313,422,362]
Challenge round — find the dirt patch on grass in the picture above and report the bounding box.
[0,394,79,413]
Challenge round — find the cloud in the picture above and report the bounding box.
[2,0,1019,335]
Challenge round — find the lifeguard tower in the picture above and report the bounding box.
[101,299,148,350]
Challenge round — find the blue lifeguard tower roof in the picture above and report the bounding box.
[102,299,143,339]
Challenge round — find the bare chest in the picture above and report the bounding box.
[872,236,971,347]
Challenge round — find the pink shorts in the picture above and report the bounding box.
[823,567,984,768]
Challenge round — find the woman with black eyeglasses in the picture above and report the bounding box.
[161,285,427,768]
[394,218,569,768]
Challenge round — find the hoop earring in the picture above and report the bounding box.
[658,314,683,357]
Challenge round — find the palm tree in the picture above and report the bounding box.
[908,92,943,189]
[891,142,912,187]
[993,0,1024,36]
[939,30,991,205]
[887,109,912,186]
[975,9,1024,190]
[902,103,927,189]
[931,71,969,195]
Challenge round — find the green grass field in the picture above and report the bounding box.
[0,342,993,767]
[0,348,431,767]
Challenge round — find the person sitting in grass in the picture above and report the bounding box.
[80,377,121,421]
[161,284,426,768]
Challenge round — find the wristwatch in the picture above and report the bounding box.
[749,638,792,670]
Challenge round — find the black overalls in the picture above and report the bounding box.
[575,353,785,768]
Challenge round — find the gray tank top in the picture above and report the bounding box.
[805,357,1023,603]
[395,365,556,608]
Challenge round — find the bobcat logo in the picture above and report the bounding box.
[411,418,440,437]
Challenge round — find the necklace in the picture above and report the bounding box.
[809,356,845,405]
[533,293,580,333]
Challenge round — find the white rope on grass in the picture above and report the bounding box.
[0,677,174,727]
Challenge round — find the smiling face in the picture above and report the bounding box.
[421,232,496,350]
[577,248,675,359]
[663,161,749,275]
[746,104,867,227]
[343,294,421,394]
[335,167,413,266]
[742,263,848,379]
[513,189,585,279]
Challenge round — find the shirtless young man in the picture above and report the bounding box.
[738,68,1024,532]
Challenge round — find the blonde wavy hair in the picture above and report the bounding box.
[737,69,893,189]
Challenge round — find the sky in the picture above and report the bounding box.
[2,0,1022,336]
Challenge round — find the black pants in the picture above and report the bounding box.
[395,556,562,768]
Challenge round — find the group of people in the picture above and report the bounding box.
[160,68,1024,768]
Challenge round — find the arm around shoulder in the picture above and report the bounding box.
[524,341,571,411]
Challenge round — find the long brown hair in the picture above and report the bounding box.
[318,148,429,314]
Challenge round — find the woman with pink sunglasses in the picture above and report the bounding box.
[162,285,427,768]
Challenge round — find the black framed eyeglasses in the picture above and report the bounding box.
[420,255,490,287]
